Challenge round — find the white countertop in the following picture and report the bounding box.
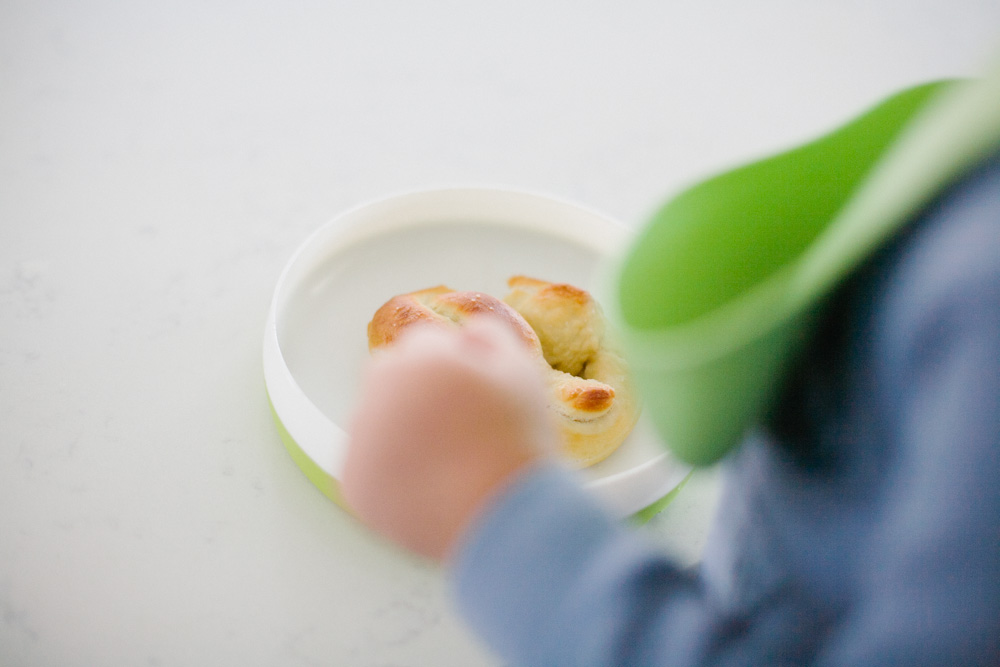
[2,2,997,665]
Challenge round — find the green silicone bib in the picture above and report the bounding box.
[605,62,1000,466]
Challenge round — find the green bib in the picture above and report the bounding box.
[605,61,1000,466]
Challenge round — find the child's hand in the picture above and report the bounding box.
[342,317,558,561]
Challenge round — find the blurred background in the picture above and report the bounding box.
[2,2,999,665]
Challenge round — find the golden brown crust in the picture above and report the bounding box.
[557,382,615,413]
[367,286,540,353]
[366,286,454,350]
[366,277,640,467]
[430,291,539,348]
[508,275,590,306]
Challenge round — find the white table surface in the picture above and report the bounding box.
[2,2,998,665]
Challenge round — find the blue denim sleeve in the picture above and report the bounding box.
[451,463,712,666]
[451,464,835,666]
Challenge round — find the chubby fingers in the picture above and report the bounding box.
[342,316,557,561]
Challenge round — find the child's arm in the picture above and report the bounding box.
[341,317,740,663]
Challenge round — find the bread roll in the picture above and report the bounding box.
[366,277,640,467]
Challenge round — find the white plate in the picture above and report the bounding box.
[263,187,690,518]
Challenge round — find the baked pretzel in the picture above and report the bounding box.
[366,276,640,467]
